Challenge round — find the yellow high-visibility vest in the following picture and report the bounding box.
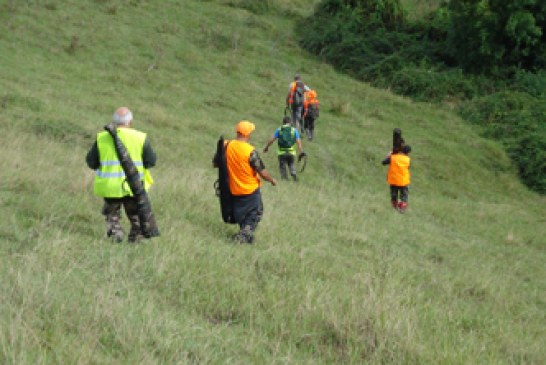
[93,128,153,198]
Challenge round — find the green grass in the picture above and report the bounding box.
[1,0,545,364]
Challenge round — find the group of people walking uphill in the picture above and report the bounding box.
[285,74,320,141]
[86,76,411,244]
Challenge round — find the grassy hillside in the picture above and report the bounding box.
[1,0,544,364]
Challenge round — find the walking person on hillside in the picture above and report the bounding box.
[286,74,306,132]
[86,107,157,243]
[213,120,277,244]
[303,88,320,141]
[263,116,305,182]
[382,145,411,213]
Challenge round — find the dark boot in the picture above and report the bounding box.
[234,225,254,244]
[391,200,398,210]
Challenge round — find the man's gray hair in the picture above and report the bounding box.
[113,108,133,125]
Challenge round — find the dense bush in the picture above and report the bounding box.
[373,65,487,102]
[300,0,545,193]
[512,69,546,97]
[460,91,546,193]
[446,0,546,73]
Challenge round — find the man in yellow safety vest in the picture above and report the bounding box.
[86,107,157,243]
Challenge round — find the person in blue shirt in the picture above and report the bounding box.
[263,116,305,181]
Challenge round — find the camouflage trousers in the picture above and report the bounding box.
[102,197,142,243]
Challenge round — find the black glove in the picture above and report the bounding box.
[298,152,307,162]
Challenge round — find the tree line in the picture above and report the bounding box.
[300,0,545,193]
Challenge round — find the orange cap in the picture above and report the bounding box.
[236,120,255,136]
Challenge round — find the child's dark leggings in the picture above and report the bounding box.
[390,185,409,202]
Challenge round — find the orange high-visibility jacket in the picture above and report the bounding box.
[225,140,261,196]
[387,153,411,186]
[287,81,305,105]
[304,90,319,112]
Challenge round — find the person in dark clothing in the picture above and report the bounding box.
[86,107,157,243]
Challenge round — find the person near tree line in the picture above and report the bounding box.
[213,120,276,244]
[263,116,305,182]
[86,107,157,243]
[382,144,411,213]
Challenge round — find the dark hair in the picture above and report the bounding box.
[402,145,411,154]
[294,74,301,81]
[282,116,291,124]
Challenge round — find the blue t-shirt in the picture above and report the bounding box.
[274,127,300,139]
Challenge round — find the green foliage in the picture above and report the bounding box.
[300,1,450,95]
[373,64,484,101]
[460,91,546,193]
[301,0,546,193]
[446,0,546,73]
[315,0,406,30]
[1,0,545,363]
[512,69,546,97]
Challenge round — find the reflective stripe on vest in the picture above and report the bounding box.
[387,154,411,186]
[96,161,144,178]
[93,128,152,198]
[226,140,261,196]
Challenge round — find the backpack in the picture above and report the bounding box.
[292,81,305,107]
[308,103,319,119]
[278,125,296,149]
[214,136,236,224]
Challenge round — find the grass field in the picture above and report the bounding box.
[1,0,545,364]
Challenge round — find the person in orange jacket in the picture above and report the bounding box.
[382,145,411,213]
[303,89,320,141]
[285,74,306,131]
[213,120,277,243]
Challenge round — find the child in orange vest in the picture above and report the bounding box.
[382,145,411,213]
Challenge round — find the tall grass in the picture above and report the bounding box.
[1,0,545,364]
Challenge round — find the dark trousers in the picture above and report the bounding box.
[291,105,303,131]
[278,153,296,180]
[102,197,141,242]
[303,116,315,140]
[232,190,263,243]
[390,185,409,203]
